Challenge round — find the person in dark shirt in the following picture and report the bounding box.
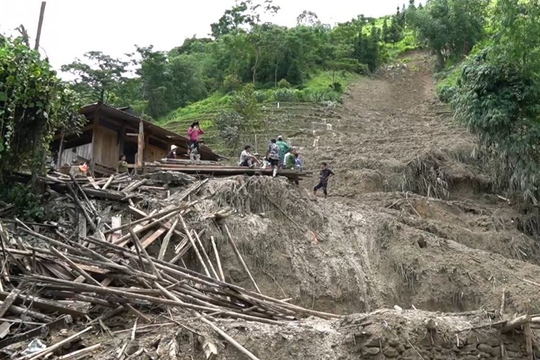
[313,162,334,198]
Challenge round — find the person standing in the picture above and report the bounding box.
[313,162,334,198]
[266,139,281,177]
[117,155,129,173]
[276,135,291,168]
[188,121,204,155]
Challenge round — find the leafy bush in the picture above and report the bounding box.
[277,79,291,88]
[253,90,267,103]
[230,84,259,119]
[330,82,343,93]
[0,37,84,185]
[215,110,244,151]
[452,53,540,201]
[300,88,341,103]
[436,67,460,103]
[273,88,298,102]
[223,74,243,93]
[1,183,44,220]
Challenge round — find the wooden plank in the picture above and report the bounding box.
[137,120,144,170]
[78,213,86,240]
[0,290,20,318]
[90,107,100,176]
[111,215,122,243]
[87,176,100,189]
[0,291,86,317]
[141,228,167,249]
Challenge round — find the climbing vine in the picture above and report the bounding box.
[0,36,85,183]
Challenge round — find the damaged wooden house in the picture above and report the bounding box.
[52,103,221,175]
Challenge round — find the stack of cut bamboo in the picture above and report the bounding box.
[0,173,335,359]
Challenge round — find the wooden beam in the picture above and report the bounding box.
[56,130,65,170]
[137,120,144,170]
[90,106,100,176]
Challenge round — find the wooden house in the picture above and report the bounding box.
[52,103,220,175]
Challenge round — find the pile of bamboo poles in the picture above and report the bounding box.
[0,172,337,359]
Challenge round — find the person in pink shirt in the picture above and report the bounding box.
[187,121,204,155]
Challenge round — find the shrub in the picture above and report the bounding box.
[330,82,343,93]
[222,74,243,93]
[1,183,44,220]
[273,88,298,102]
[277,79,291,88]
[253,90,268,103]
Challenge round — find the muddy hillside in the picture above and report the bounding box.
[1,52,540,360]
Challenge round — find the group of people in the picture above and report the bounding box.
[165,121,205,162]
[117,120,335,198]
[238,136,334,197]
[239,136,302,177]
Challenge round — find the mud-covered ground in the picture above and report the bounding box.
[8,52,540,359]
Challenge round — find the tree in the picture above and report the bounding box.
[0,36,84,185]
[297,10,321,27]
[382,18,391,43]
[407,0,487,66]
[61,51,128,103]
[451,0,540,201]
[211,0,279,38]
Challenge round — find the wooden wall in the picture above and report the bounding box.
[144,144,167,163]
[59,143,92,166]
[93,126,120,169]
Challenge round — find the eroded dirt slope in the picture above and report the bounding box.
[213,52,540,317]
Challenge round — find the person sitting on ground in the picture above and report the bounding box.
[313,162,334,198]
[276,135,291,168]
[239,145,258,168]
[266,139,281,177]
[167,145,178,159]
[117,155,129,173]
[254,153,267,169]
[187,121,204,155]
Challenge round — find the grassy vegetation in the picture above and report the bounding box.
[305,71,361,91]
[384,30,418,60]
[160,71,362,126]
[158,93,231,124]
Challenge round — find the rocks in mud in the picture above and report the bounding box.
[352,334,527,359]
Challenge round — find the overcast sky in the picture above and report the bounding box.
[0,0,406,70]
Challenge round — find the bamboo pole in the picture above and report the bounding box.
[193,231,220,281]
[179,215,210,277]
[211,236,225,282]
[224,225,260,293]
[158,217,178,261]
[26,327,92,360]
[129,228,163,281]
[157,283,261,360]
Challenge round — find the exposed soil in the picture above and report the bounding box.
[9,52,540,359]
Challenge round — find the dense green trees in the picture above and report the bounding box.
[0,36,84,183]
[449,0,540,201]
[63,1,406,120]
[406,0,488,66]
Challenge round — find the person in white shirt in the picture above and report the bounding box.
[239,145,257,168]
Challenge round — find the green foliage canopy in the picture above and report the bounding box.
[0,36,84,182]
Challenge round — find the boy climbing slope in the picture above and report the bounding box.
[314,162,334,198]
